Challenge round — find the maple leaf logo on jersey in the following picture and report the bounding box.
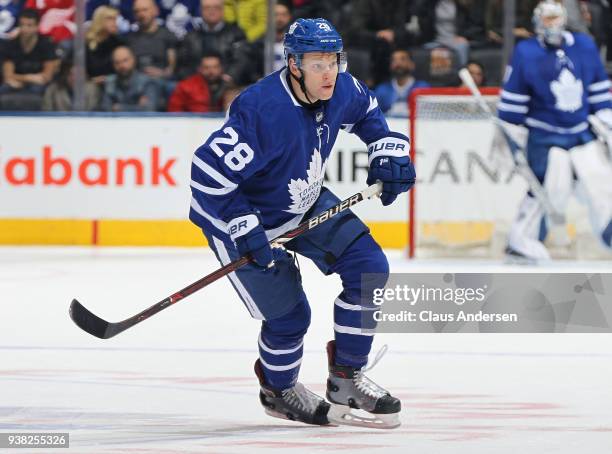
[285,148,327,214]
[550,68,583,113]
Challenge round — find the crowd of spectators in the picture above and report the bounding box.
[0,0,610,114]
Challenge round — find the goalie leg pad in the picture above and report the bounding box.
[508,195,551,260]
[570,140,612,247]
[543,147,574,216]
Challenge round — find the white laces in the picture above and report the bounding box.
[282,383,323,412]
[361,344,388,373]
[354,344,389,399]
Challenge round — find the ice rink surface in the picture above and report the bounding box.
[1,246,611,453]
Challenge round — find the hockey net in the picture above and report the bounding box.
[408,87,612,260]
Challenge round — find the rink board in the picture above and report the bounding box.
[0,114,518,247]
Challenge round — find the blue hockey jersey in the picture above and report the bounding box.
[498,32,612,135]
[189,69,409,239]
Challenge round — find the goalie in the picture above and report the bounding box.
[497,0,612,260]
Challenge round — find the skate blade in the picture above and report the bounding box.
[327,404,401,429]
[503,253,540,266]
[263,408,337,427]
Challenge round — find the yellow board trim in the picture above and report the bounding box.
[367,222,410,249]
[0,219,411,248]
[98,220,207,246]
[6,219,580,249]
[0,219,584,249]
[0,219,93,245]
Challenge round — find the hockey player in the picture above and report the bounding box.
[189,18,415,428]
[498,0,612,260]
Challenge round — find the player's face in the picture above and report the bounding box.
[300,52,339,101]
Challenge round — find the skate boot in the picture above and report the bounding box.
[254,359,331,426]
[326,341,401,429]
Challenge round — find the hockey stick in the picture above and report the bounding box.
[458,68,566,226]
[69,182,383,339]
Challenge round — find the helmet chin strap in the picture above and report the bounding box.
[290,68,316,105]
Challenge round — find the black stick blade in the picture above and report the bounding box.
[69,299,113,339]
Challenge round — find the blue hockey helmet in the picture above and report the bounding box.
[283,18,347,73]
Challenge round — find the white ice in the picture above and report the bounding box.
[1,246,611,453]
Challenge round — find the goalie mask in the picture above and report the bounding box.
[533,0,567,47]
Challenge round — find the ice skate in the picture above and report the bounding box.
[504,245,541,265]
[326,341,401,429]
[254,360,332,426]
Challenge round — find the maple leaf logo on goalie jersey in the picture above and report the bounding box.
[285,148,327,214]
[551,68,583,113]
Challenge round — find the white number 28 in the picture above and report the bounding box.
[210,126,254,171]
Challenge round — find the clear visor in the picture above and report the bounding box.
[295,52,348,74]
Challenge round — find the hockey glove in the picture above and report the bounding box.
[227,211,274,270]
[367,155,416,206]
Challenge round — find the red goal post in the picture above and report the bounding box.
[408,86,500,259]
[407,86,611,260]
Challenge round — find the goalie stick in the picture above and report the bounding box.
[458,68,566,227]
[69,182,383,339]
[588,114,612,160]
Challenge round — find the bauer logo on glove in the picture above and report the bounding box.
[366,134,416,207]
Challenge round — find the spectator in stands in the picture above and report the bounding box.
[347,0,418,85]
[42,58,99,110]
[86,5,124,83]
[167,51,225,112]
[85,0,198,38]
[485,0,536,45]
[100,45,159,111]
[417,0,486,66]
[177,0,246,82]
[24,0,75,43]
[86,0,133,34]
[0,9,58,110]
[374,49,430,116]
[428,46,461,86]
[461,60,486,86]
[224,0,267,43]
[273,2,292,70]
[0,0,22,88]
[127,0,177,82]
[563,0,590,34]
[581,0,610,48]
[0,0,22,40]
[231,0,292,85]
